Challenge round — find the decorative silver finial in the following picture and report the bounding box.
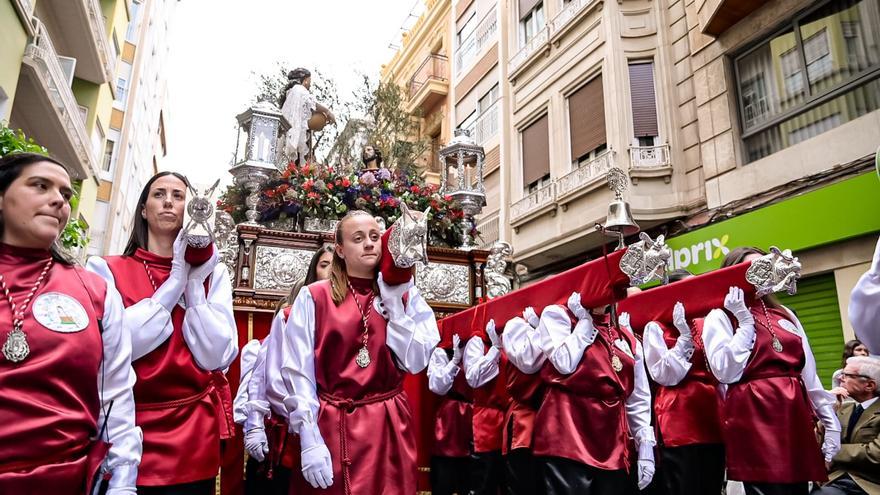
[619,233,671,286]
[745,247,801,296]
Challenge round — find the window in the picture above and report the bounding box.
[628,62,659,145]
[91,120,105,166]
[102,138,116,172]
[458,110,477,135]
[115,77,128,103]
[519,1,545,45]
[110,29,119,62]
[521,114,550,191]
[458,13,477,47]
[126,0,142,42]
[478,84,499,113]
[568,75,606,167]
[735,0,880,161]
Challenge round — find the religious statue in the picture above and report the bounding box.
[280,67,335,164]
[361,144,383,172]
[485,241,514,299]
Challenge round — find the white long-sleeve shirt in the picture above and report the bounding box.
[703,307,841,434]
[233,339,262,425]
[427,348,460,396]
[464,336,501,388]
[642,321,696,387]
[243,311,286,432]
[280,284,439,435]
[537,306,656,448]
[502,316,546,375]
[86,257,238,371]
[96,279,143,489]
[849,235,880,353]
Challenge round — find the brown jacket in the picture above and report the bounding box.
[828,398,880,495]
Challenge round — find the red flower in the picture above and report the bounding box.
[303,179,314,191]
[443,195,452,201]
[327,182,334,190]
[342,177,351,188]
[410,185,420,194]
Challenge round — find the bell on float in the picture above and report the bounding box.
[597,167,639,250]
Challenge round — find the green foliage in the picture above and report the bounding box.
[0,122,48,156]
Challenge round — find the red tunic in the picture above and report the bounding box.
[105,248,233,485]
[0,245,110,494]
[723,306,826,483]
[432,368,473,458]
[533,314,636,471]
[290,278,418,495]
[471,351,511,454]
[502,359,542,454]
[653,319,724,447]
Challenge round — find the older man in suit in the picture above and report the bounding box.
[818,355,880,495]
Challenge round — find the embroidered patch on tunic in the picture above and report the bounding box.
[33,292,89,333]
[777,319,799,335]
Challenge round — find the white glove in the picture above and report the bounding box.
[451,334,463,366]
[188,248,219,284]
[486,319,502,349]
[724,286,755,327]
[153,230,189,312]
[105,488,136,495]
[567,292,589,320]
[637,442,655,490]
[523,307,539,328]
[672,302,692,339]
[300,421,333,489]
[244,427,269,462]
[822,429,841,462]
[619,312,632,332]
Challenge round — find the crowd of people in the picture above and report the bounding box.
[0,153,877,495]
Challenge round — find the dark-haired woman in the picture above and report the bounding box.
[831,339,870,394]
[86,171,238,494]
[280,210,439,494]
[0,153,141,494]
[239,245,333,494]
[703,247,840,495]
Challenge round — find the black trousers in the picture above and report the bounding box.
[505,448,539,495]
[244,456,292,495]
[538,456,634,495]
[470,450,505,494]
[814,475,869,495]
[137,479,215,495]
[431,455,472,495]
[743,482,810,495]
[660,443,725,495]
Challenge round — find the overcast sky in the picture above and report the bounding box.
[162,0,423,186]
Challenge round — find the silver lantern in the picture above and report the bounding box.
[229,101,291,225]
[439,128,486,250]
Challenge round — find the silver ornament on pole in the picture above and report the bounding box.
[439,129,486,250]
[595,167,639,250]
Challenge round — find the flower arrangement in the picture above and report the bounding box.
[217,162,477,247]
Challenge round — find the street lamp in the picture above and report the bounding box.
[229,101,291,225]
[439,128,486,250]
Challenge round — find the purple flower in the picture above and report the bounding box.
[376,168,391,181]
[359,172,377,186]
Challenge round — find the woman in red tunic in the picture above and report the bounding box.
[0,153,141,494]
[87,171,238,494]
[534,291,655,494]
[280,210,440,494]
[703,247,841,495]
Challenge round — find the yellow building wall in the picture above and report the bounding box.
[0,0,28,122]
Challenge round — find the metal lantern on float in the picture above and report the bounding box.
[439,128,486,250]
[228,101,291,225]
[595,167,639,250]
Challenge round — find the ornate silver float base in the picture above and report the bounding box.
[302,217,339,234]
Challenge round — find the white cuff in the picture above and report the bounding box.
[107,463,139,489]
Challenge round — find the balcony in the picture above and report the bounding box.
[511,181,556,229]
[555,149,615,207]
[700,0,765,36]
[35,0,116,84]
[549,0,601,45]
[12,18,97,179]
[455,8,498,76]
[508,26,550,80]
[628,144,672,183]
[463,101,499,146]
[407,54,449,113]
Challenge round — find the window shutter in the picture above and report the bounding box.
[629,62,659,138]
[568,75,606,161]
[521,114,550,186]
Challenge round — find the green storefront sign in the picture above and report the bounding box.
[665,172,880,275]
